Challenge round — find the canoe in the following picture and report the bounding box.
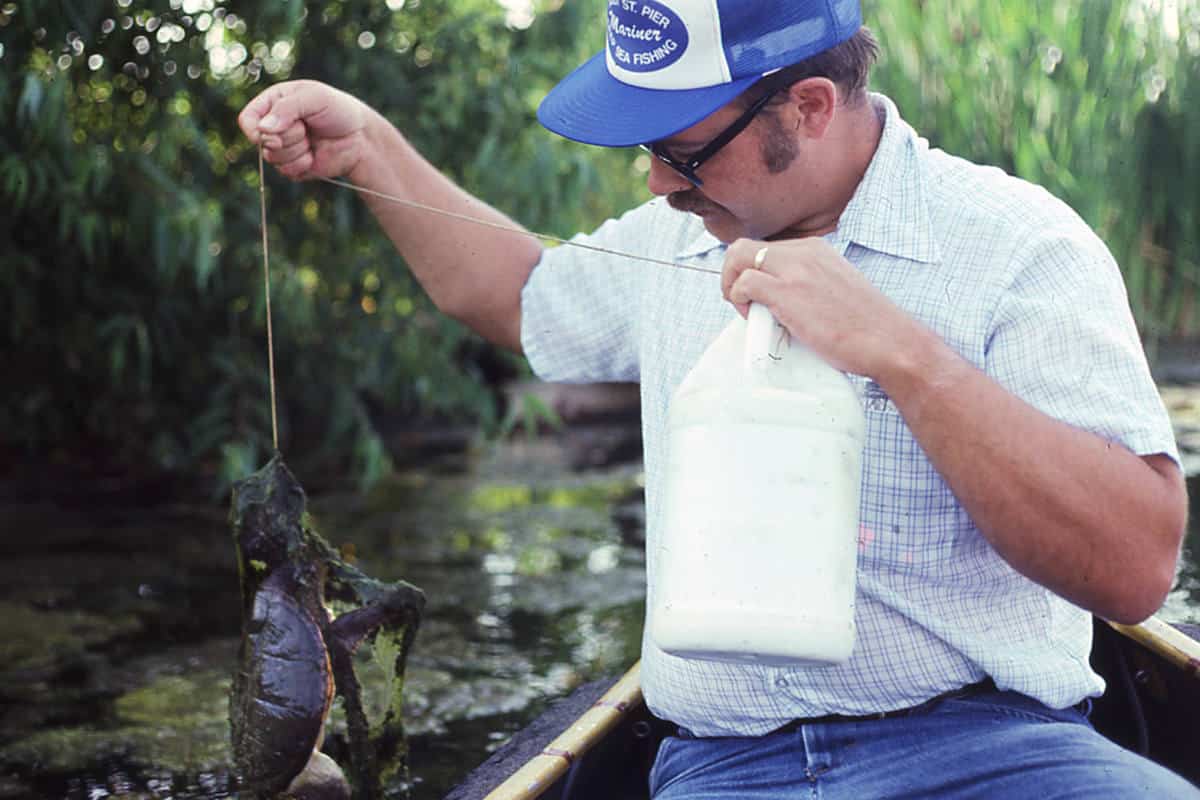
[446,616,1200,799]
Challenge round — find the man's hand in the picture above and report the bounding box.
[238,80,368,180]
[720,236,920,379]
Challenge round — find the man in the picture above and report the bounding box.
[240,0,1194,796]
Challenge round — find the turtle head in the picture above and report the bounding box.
[230,453,308,575]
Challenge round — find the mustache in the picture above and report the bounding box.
[667,190,716,215]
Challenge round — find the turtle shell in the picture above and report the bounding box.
[230,563,335,795]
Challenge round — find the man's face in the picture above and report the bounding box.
[646,99,805,243]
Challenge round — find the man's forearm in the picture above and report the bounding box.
[348,108,542,352]
[878,324,1187,624]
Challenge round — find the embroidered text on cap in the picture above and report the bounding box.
[608,0,689,73]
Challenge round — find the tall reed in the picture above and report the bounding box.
[868,0,1200,342]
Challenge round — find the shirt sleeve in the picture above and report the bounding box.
[519,204,652,383]
[984,222,1180,465]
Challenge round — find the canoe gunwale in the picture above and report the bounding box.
[479,664,644,800]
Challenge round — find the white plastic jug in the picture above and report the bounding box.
[649,303,866,666]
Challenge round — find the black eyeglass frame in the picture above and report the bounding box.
[640,85,783,188]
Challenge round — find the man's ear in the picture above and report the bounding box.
[781,77,838,139]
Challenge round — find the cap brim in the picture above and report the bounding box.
[537,51,759,148]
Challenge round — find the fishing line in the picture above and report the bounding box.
[314,175,722,276]
[258,147,280,451]
[252,164,719,450]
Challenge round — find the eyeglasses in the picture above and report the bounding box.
[641,87,781,188]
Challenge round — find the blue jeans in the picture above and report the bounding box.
[649,689,1199,798]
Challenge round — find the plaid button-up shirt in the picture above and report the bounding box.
[520,93,1179,736]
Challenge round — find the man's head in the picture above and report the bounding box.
[645,27,879,185]
[539,0,867,148]
[539,1,879,242]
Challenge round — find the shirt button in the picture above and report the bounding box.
[775,676,788,688]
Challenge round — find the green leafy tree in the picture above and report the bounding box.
[0,0,646,489]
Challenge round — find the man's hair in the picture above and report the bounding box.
[739,26,880,109]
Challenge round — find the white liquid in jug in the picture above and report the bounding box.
[649,304,865,666]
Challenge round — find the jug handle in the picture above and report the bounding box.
[745,302,787,375]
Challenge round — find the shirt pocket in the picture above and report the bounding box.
[852,377,971,572]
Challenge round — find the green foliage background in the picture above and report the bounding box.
[868,0,1200,347]
[1,0,1197,488]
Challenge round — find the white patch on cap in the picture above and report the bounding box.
[604,0,730,90]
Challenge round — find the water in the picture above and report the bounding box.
[0,442,648,800]
[0,430,1196,799]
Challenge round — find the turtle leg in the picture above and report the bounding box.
[323,555,426,611]
[325,589,425,800]
[326,638,378,800]
[365,597,424,792]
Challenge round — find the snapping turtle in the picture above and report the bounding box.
[230,455,425,799]
[231,559,342,798]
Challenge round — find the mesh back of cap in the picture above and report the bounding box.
[717,0,862,78]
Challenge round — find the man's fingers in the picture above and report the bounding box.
[721,238,768,300]
[263,139,312,167]
[259,119,308,153]
[272,122,308,148]
[729,270,774,320]
[255,86,330,136]
[274,150,315,180]
[239,83,320,141]
[728,266,776,310]
[238,84,291,142]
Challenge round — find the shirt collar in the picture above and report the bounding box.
[672,93,941,265]
[676,227,724,260]
[834,93,941,265]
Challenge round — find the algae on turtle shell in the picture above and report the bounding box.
[229,454,425,800]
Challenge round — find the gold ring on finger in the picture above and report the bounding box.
[754,246,769,270]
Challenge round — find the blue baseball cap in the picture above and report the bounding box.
[538,0,863,148]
